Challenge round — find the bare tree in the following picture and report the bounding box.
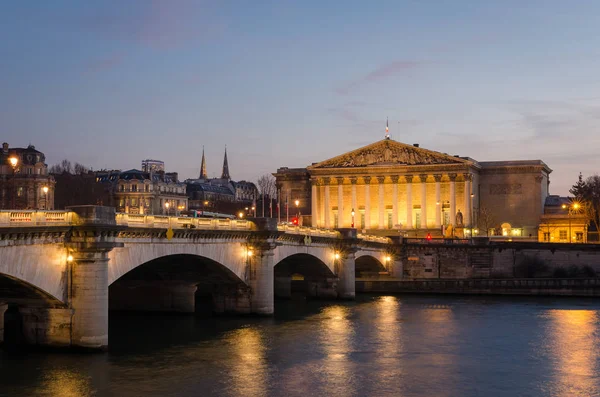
[257,174,276,217]
[74,162,88,175]
[477,206,497,237]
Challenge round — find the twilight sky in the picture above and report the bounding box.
[2,1,600,195]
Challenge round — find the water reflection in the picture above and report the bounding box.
[545,309,599,397]
[39,368,94,397]
[228,327,268,397]
[319,305,355,396]
[373,296,404,395]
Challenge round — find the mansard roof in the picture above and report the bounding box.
[308,138,471,170]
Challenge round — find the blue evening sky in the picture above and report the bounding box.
[2,0,600,194]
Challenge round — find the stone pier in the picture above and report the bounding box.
[336,228,358,299]
[247,218,280,315]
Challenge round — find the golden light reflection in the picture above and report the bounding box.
[373,296,404,388]
[545,309,599,395]
[229,327,267,397]
[319,305,354,396]
[40,369,94,397]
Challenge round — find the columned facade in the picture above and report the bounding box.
[275,138,552,238]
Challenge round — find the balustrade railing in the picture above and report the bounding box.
[115,213,252,230]
[0,210,73,226]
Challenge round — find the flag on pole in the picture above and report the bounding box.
[385,117,389,139]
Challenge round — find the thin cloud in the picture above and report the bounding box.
[78,0,226,50]
[335,60,424,95]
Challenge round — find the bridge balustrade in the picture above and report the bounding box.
[277,224,340,238]
[0,210,73,226]
[357,233,392,244]
[115,213,252,230]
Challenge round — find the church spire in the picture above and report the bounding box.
[221,146,230,180]
[199,146,208,179]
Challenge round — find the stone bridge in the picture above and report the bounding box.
[0,206,397,350]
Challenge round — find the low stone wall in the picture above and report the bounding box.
[357,278,600,297]
[401,241,600,279]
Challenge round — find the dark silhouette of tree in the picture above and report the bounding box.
[570,173,600,239]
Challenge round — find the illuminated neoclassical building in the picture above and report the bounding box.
[274,138,551,238]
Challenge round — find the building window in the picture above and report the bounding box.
[27,168,32,175]
[415,212,421,227]
[131,198,137,206]
[131,184,138,192]
[120,185,125,192]
[334,213,338,228]
[17,187,23,197]
[387,212,392,229]
[360,213,365,229]
[145,184,149,192]
[119,199,124,207]
[576,232,583,242]
[543,232,550,242]
[559,230,567,241]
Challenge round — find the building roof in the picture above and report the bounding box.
[307,138,472,169]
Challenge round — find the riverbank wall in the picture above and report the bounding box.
[356,278,600,297]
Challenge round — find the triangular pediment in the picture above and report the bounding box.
[308,139,470,169]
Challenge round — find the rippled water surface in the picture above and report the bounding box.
[2,295,600,397]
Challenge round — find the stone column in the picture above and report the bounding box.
[323,177,331,229]
[311,179,318,227]
[247,219,280,315]
[377,176,385,229]
[337,177,344,228]
[405,175,413,228]
[364,176,371,230]
[420,174,428,229]
[335,228,358,299]
[463,173,472,227]
[449,173,457,225]
[391,175,399,228]
[65,205,123,351]
[248,243,278,315]
[434,174,442,229]
[350,177,357,223]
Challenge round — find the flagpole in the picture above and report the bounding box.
[277,188,281,223]
[286,194,289,223]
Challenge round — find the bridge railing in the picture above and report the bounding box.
[357,233,392,244]
[0,210,74,227]
[277,224,340,238]
[115,213,253,230]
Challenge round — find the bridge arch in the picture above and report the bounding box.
[108,241,249,285]
[0,245,67,305]
[355,252,386,277]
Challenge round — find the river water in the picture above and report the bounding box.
[1,295,600,397]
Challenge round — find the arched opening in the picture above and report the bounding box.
[0,273,64,351]
[109,254,248,316]
[355,255,386,278]
[274,254,336,300]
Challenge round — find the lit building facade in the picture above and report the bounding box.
[97,169,187,215]
[0,143,55,210]
[538,195,588,243]
[274,138,551,238]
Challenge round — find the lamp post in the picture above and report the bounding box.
[351,208,355,228]
[9,157,18,209]
[165,201,170,216]
[470,192,474,241]
[295,199,300,224]
[562,202,581,243]
[42,186,49,210]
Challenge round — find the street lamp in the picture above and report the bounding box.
[9,157,18,209]
[562,202,581,243]
[470,192,475,241]
[42,186,49,210]
[165,201,170,216]
[238,211,244,219]
[295,199,300,224]
[351,208,355,228]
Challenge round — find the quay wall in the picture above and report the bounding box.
[357,278,600,297]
